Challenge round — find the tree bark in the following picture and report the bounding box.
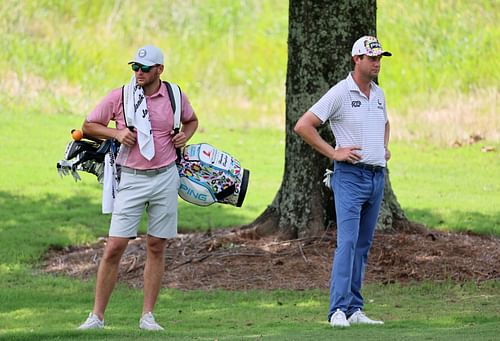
[247,0,409,239]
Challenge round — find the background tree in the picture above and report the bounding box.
[248,0,409,239]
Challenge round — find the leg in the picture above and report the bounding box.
[140,166,177,318]
[348,170,385,316]
[143,235,167,314]
[93,237,129,320]
[328,165,365,320]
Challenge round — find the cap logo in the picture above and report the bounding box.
[138,49,147,58]
[363,37,384,55]
[366,41,381,50]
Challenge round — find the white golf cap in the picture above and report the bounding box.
[351,36,392,57]
[128,45,164,66]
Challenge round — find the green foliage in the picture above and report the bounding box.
[377,0,500,113]
[0,0,288,126]
[2,0,498,135]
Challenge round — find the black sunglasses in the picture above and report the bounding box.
[131,63,158,73]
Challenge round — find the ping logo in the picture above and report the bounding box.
[180,184,208,201]
[351,101,361,108]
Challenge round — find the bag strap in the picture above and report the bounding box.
[163,81,182,161]
[121,85,135,132]
[163,81,182,131]
[122,81,182,159]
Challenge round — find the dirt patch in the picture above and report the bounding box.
[42,228,500,290]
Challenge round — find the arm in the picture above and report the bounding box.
[82,90,137,147]
[82,120,137,147]
[294,111,361,162]
[172,113,199,148]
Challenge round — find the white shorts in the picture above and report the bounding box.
[109,164,180,239]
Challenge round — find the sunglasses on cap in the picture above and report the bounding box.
[131,63,158,73]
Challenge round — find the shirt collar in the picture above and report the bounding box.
[147,80,167,98]
[346,72,379,94]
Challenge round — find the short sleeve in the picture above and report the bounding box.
[180,91,195,122]
[308,82,346,124]
[86,88,122,126]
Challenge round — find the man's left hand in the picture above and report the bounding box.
[171,131,187,148]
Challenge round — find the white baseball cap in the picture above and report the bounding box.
[128,45,164,66]
[351,36,392,57]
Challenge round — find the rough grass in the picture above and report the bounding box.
[1,0,499,143]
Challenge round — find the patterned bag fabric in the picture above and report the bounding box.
[176,143,250,207]
[57,140,249,208]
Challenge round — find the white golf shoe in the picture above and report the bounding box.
[139,312,164,331]
[77,312,104,330]
[329,309,350,328]
[347,309,384,325]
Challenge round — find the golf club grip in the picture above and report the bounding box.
[128,126,135,132]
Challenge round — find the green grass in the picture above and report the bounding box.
[1,104,499,340]
[1,1,500,340]
[378,0,500,110]
[1,1,498,138]
[1,109,498,270]
[390,141,500,236]
[0,275,498,340]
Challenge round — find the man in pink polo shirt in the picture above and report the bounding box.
[77,45,198,331]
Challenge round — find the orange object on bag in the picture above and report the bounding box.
[71,129,83,141]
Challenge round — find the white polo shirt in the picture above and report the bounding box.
[309,72,388,167]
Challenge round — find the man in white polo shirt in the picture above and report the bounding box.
[77,45,198,331]
[294,35,391,328]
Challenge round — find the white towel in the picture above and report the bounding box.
[102,153,116,214]
[124,75,155,160]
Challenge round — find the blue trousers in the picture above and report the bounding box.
[327,161,385,321]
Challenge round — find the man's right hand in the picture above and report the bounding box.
[333,147,362,163]
[115,128,137,147]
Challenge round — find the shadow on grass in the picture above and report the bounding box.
[0,190,251,266]
[177,200,254,232]
[404,208,500,237]
[0,190,110,266]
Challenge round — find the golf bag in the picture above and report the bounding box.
[177,143,249,207]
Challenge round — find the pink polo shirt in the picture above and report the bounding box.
[86,81,195,169]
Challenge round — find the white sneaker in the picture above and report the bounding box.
[139,312,164,331]
[77,312,104,330]
[329,309,350,328]
[347,310,384,325]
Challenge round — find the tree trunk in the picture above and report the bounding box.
[248,0,409,239]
